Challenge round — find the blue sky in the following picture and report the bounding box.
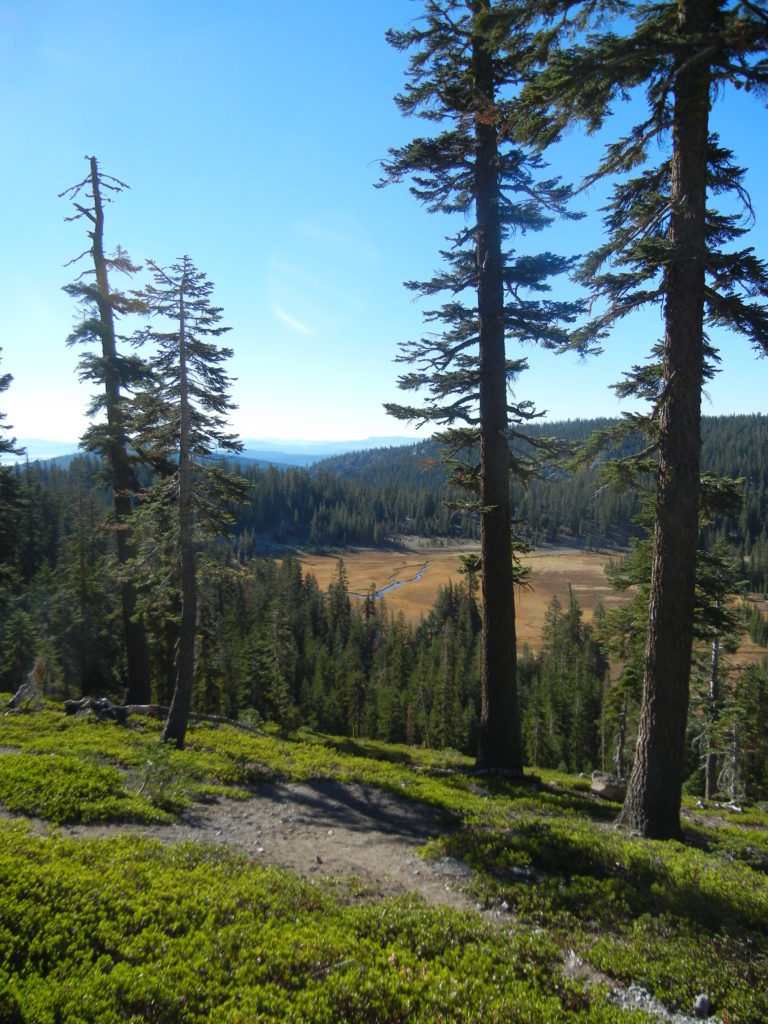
[1,0,766,449]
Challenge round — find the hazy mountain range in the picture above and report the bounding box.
[6,436,421,468]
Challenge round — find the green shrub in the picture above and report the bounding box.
[0,752,169,824]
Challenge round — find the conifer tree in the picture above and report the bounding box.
[131,256,244,748]
[381,0,582,773]
[60,157,152,704]
[0,350,21,463]
[520,1,768,837]
[0,351,23,619]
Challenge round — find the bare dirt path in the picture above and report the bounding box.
[11,780,479,911]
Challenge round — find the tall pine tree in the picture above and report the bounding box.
[132,256,244,748]
[381,0,582,773]
[520,1,768,837]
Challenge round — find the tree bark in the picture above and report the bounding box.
[163,287,196,749]
[472,0,523,774]
[705,635,719,800]
[89,157,151,705]
[618,0,712,838]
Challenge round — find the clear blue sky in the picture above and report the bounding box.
[1,0,766,450]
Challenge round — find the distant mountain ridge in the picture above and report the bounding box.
[3,439,82,464]
[238,436,422,467]
[7,435,423,469]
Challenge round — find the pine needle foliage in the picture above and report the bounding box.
[131,256,245,748]
[380,0,583,773]
[517,0,768,838]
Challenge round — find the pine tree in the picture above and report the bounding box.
[132,256,245,748]
[51,460,122,697]
[0,351,24,606]
[520,1,768,837]
[60,157,152,704]
[691,538,745,800]
[599,468,751,802]
[380,0,582,773]
[0,350,22,463]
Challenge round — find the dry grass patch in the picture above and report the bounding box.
[298,546,628,648]
[514,549,628,650]
[298,549,464,623]
[298,546,768,657]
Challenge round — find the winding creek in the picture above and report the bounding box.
[349,560,429,600]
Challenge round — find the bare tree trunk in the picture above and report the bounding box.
[705,635,720,800]
[614,693,628,779]
[89,157,151,705]
[730,719,741,803]
[472,0,523,775]
[619,0,712,838]
[163,289,196,749]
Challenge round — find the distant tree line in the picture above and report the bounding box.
[6,413,764,587]
[314,415,768,591]
[232,455,477,556]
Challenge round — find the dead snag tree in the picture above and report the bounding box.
[61,156,152,704]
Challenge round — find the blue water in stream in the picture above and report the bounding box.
[349,561,429,600]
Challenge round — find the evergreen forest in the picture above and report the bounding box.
[1,0,767,825]
[3,2,768,1019]
[2,413,768,801]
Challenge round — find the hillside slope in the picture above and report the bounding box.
[1,704,767,1023]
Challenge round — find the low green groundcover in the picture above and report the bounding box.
[1,823,623,1024]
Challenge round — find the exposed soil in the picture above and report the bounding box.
[8,779,480,912]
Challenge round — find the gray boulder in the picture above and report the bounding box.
[591,771,627,802]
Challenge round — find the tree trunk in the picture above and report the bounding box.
[163,288,196,749]
[618,0,712,838]
[89,157,151,705]
[705,634,720,800]
[614,693,628,779]
[472,0,523,774]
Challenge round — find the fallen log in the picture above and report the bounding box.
[63,697,129,724]
[63,699,264,737]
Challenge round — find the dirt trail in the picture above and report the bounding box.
[12,780,480,912]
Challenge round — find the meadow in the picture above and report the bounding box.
[298,545,625,646]
[299,545,768,663]
[1,704,767,1022]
